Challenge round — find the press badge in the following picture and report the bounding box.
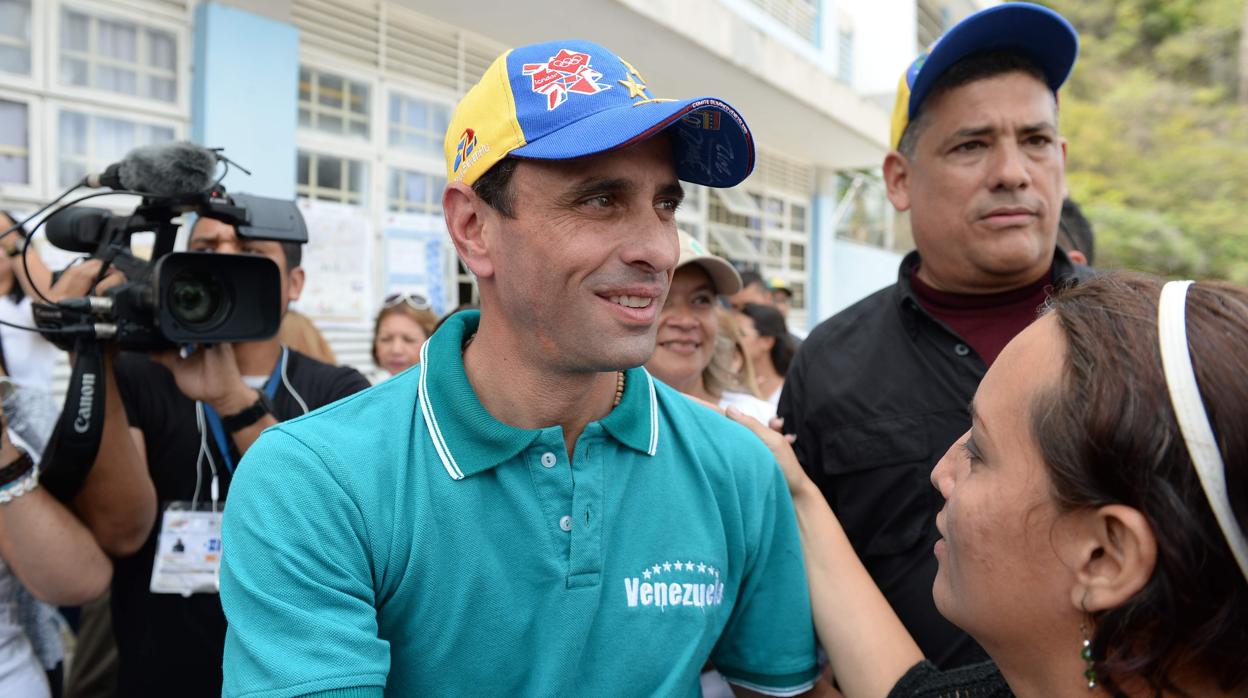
[150,501,223,596]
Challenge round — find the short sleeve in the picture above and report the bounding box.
[711,460,819,696]
[328,366,371,402]
[112,353,157,428]
[220,428,387,698]
[776,350,814,473]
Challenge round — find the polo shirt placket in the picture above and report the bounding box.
[417,314,662,596]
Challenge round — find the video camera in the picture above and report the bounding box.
[14,141,308,504]
[32,141,306,351]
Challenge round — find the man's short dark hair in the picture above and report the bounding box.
[1058,198,1095,265]
[280,241,302,271]
[472,158,519,218]
[897,50,1051,158]
[738,270,766,289]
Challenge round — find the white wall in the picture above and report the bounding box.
[824,238,903,319]
[836,0,918,98]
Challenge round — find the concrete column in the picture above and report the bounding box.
[809,167,841,329]
[191,2,299,198]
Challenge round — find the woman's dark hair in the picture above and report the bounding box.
[740,303,796,376]
[1,211,27,303]
[1034,272,1247,696]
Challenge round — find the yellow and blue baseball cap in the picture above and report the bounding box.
[445,39,754,189]
[890,2,1078,150]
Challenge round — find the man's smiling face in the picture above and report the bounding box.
[482,134,684,373]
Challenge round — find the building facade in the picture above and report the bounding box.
[0,0,988,374]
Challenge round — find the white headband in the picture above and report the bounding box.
[1157,280,1248,582]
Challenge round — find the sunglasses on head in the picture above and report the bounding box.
[383,292,432,311]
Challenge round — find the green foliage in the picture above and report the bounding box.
[1039,0,1248,282]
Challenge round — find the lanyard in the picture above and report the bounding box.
[202,347,286,475]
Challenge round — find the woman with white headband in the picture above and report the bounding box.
[729,272,1248,697]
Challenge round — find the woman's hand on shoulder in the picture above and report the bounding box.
[725,408,815,498]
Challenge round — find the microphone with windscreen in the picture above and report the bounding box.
[85,141,220,198]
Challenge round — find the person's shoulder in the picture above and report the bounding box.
[887,660,1011,698]
[255,366,424,486]
[804,282,899,345]
[286,348,371,398]
[278,363,417,437]
[718,390,773,424]
[654,383,775,472]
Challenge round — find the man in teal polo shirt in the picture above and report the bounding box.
[220,39,819,697]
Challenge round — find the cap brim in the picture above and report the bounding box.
[909,3,1078,119]
[511,97,754,188]
[680,256,742,295]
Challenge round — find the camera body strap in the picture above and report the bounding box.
[39,339,106,503]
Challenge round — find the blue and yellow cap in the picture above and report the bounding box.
[445,39,754,188]
[890,2,1078,150]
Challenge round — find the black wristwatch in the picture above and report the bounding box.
[0,448,34,488]
[220,391,275,432]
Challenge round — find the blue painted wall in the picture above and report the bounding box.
[191,3,298,199]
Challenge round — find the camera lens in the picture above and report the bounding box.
[168,269,228,328]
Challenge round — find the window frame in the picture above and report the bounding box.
[296,148,370,207]
[385,166,445,215]
[385,88,453,162]
[296,55,380,145]
[0,94,42,200]
[47,98,183,195]
[0,0,44,91]
[51,0,189,120]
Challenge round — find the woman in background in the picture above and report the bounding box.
[371,292,438,381]
[0,212,56,392]
[277,309,337,365]
[645,232,772,424]
[714,307,764,398]
[736,303,796,413]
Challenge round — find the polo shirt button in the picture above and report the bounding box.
[954,343,971,357]
[559,515,573,532]
[541,452,557,468]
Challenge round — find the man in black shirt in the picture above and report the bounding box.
[778,3,1091,670]
[69,213,370,696]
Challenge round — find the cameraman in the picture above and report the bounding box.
[59,214,370,697]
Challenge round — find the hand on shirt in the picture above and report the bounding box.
[724,408,811,499]
[152,343,254,415]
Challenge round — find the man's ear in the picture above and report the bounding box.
[443,182,495,280]
[1065,505,1157,614]
[883,151,912,213]
[286,265,305,303]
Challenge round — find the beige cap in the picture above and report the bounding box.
[676,230,742,295]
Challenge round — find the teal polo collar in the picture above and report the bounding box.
[418,310,660,481]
